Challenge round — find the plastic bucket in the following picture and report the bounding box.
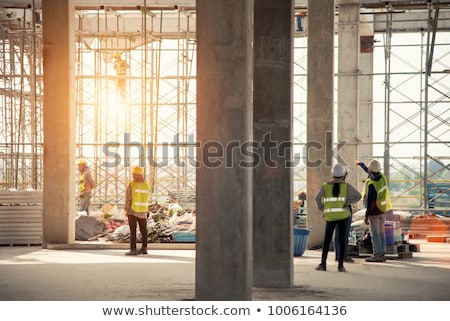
[294,228,310,256]
[385,221,395,246]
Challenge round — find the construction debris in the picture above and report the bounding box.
[75,201,196,243]
[75,215,104,241]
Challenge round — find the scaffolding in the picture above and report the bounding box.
[0,5,43,191]
[0,2,449,212]
[73,6,197,207]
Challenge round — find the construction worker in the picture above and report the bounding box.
[295,10,307,32]
[113,52,129,103]
[314,163,361,272]
[77,158,95,215]
[124,166,150,255]
[357,159,392,262]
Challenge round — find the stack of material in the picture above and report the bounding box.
[0,190,43,245]
[407,214,450,241]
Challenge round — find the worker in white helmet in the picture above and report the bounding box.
[314,163,361,272]
[356,159,392,262]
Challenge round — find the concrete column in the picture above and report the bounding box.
[253,0,294,288]
[306,0,335,248]
[358,17,375,199]
[195,0,253,300]
[337,0,360,188]
[42,0,76,245]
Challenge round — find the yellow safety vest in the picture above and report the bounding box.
[366,174,392,212]
[130,181,150,213]
[322,182,350,221]
[78,173,86,193]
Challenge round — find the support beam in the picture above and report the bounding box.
[195,0,253,300]
[42,0,76,245]
[253,0,294,288]
[337,0,360,187]
[306,0,335,248]
[358,17,375,197]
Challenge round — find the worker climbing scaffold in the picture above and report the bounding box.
[113,52,129,104]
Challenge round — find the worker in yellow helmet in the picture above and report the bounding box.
[77,158,95,215]
[124,166,150,255]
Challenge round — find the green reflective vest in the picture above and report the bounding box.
[78,173,86,193]
[322,182,350,221]
[130,181,150,213]
[365,174,392,212]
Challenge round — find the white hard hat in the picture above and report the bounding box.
[331,163,347,178]
[368,159,381,173]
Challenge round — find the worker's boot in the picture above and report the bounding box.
[365,255,384,262]
[125,249,138,256]
[138,248,148,255]
[315,263,326,271]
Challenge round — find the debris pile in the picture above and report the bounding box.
[75,201,196,243]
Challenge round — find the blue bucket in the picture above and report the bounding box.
[384,221,394,246]
[294,228,310,256]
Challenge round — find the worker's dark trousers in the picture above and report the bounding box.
[128,215,148,250]
[321,217,349,268]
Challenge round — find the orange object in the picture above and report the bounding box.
[426,235,448,242]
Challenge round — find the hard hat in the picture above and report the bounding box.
[77,158,87,165]
[368,159,381,173]
[331,163,347,178]
[132,166,144,176]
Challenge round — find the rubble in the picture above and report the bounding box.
[75,201,196,243]
[75,215,104,241]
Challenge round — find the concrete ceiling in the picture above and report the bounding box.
[1,0,450,9]
[1,0,449,40]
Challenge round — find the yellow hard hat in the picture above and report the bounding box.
[132,166,144,176]
[77,158,87,165]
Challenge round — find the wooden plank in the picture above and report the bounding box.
[0,228,43,235]
[0,212,42,217]
[0,227,42,232]
[0,210,43,217]
[0,209,43,213]
[0,219,43,225]
[0,222,42,229]
[0,236,42,242]
[0,205,43,211]
[0,212,43,218]
[0,240,42,245]
[0,191,43,205]
[0,209,42,213]
[0,214,43,220]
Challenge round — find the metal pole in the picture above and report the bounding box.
[423,0,432,210]
[383,3,392,179]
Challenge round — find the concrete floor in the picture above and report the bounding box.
[0,240,449,301]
